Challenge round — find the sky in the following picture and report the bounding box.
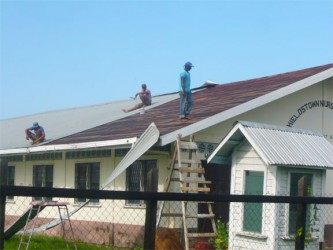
[1,0,332,120]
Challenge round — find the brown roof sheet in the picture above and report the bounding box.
[48,63,333,145]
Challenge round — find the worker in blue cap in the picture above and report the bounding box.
[179,62,194,121]
[25,122,46,144]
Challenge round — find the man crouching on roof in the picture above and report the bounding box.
[122,83,152,113]
[25,122,46,145]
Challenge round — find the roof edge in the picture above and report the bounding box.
[0,137,137,155]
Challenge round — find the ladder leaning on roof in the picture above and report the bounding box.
[156,134,217,250]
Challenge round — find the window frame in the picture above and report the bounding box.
[33,164,54,201]
[6,166,15,201]
[75,162,100,204]
[125,159,157,206]
[242,170,264,233]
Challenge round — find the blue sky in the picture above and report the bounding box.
[1,0,332,120]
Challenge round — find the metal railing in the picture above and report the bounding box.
[1,186,332,250]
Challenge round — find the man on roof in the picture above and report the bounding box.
[25,122,46,145]
[179,62,194,121]
[122,83,152,113]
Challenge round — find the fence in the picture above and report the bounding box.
[1,186,333,250]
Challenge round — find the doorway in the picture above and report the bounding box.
[198,161,231,231]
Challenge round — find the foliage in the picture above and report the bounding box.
[210,220,228,250]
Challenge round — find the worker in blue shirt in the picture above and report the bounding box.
[179,62,194,120]
[25,122,46,144]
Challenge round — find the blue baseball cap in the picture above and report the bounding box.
[32,122,39,129]
[184,62,194,67]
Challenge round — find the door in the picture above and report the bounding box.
[198,161,231,231]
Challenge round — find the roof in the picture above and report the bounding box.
[1,63,332,153]
[47,63,333,146]
[0,93,179,150]
[208,121,333,169]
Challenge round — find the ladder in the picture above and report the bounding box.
[18,201,77,250]
[157,134,217,250]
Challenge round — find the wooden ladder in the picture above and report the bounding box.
[157,134,217,250]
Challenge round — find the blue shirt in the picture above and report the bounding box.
[29,126,45,134]
[179,70,191,92]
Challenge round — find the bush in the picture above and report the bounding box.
[210,220,228,250]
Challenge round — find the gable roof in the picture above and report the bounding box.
[208,121,333,168]
[0,93,179,151]
[47,63,333,146]
[1,63,332,154]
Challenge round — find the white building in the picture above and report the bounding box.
[208,121,333,249]
[1,63,332,248]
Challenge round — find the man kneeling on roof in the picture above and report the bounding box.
[25,122,46,145]
[122,83,152,113]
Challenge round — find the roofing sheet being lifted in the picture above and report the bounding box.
[101,122,160,188]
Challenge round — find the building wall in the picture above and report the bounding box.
[5,149,177,247]
[228,140,326,250]
[197,78,333,194]
[6,149,170,223]
[228,140,277,250]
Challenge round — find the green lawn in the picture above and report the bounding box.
[4,235,130,250]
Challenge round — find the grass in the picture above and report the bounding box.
[4,235,130,250]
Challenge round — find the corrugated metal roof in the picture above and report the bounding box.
[208,121,333,169]
[0,93,178,150]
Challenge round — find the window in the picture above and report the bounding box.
[75,162,100,203]
[33,165,53,201]
[243,171,264,233]
[288,173,312,235]
[126,160,157,206]
[6,166,15,201]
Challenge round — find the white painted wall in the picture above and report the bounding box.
[6,150,170,225]
[229,140,277,250]
[228,140,326,250]
[197,79,333,195]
